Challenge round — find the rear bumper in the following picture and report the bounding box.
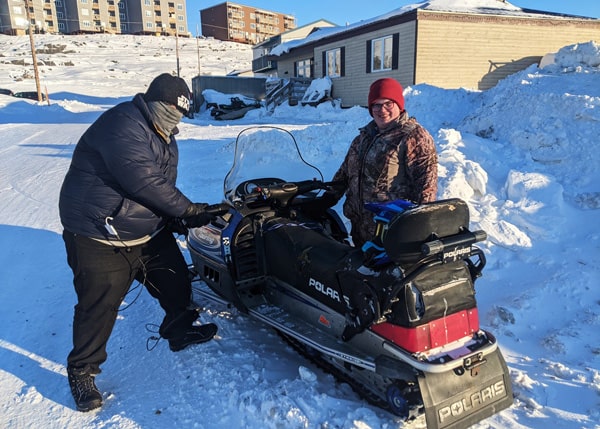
[418,346,513,429]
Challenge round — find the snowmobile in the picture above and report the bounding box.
[187,126,513,428]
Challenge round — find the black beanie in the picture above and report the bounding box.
[144,73,191,114]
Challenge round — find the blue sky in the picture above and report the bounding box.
[186,0,600,35]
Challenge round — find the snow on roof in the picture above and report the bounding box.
[270,0,597,56]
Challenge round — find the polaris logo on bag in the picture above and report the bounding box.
[309,278,340,302]
[443,245,472,262]
[438,380,506,424]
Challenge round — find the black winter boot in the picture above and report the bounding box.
[159,308,201,339]
[159,308,218,351]
[67,367,103,412]
[168,323,218,351]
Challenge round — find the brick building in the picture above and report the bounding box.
[200,2,295,45]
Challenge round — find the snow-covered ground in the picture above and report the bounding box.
[0,31,599,429]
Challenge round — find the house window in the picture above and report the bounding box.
[366,34,399,73]
[324,47,345,78]
[296,59,312,78]
[326,48,340,77]
[371,35,393,72]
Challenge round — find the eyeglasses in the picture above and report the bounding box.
[371,100,395,112]
[371,100,396,111]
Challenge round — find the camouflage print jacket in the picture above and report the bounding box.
[331,111,438,247]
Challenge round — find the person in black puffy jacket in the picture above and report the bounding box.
[59,73,227,412]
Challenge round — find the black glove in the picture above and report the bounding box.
[301,191,339,218]
[182,202,230,228]
[181,202,215,228]
[205,203,231,216]
[165,217,188,235]
[320,191,339,208]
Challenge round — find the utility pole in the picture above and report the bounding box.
[175,26,180,77]
[170,12,180,77]
[23,0,43,102]
[196,24,201,75]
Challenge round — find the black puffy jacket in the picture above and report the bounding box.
[59,94,191,241]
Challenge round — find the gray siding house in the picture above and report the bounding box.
[270,1,600,107]
[252,19,336,76]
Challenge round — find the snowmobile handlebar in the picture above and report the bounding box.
[242,179,341,208]
[203,203,231,216]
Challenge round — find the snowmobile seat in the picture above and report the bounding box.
[382,198,470,265]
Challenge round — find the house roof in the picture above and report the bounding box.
[270,0,598,56]
[253,19,337,49]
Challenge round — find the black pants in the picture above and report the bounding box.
[63,228,191,373]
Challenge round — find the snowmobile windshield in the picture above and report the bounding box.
[224,126,324,202]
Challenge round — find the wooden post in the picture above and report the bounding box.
[169,11,180,77]
[23,0,43,103]
[196,24,201,76]
[175,29,180,77]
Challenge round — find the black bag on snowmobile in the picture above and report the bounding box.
[359,199,476,325]
[263,217,363,314]
[387,260,476,327]
[382,198,471,265]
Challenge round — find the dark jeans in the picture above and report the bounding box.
[63,228,191,373]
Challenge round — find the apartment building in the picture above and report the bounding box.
[0,0,187,36]
[55,0,120,34]
[0,0,58,35]
[200,2,295,45]
[123,0,187,36]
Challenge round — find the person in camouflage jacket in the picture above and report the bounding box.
[331,78,438,248]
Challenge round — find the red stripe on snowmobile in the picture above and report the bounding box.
[371,308,479,353]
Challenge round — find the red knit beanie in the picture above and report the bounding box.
[368,78,405,115]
